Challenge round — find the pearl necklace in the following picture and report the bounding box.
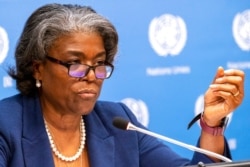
[44,117,86,162]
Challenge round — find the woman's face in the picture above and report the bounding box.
[36,32,106,116]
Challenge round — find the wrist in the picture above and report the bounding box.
[200,113,229,136]
[202,112,221,127]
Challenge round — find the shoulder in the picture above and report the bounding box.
[95,100,128,109]
[0,94,30,131]
[0,94,24,124]
[0,94,25,164]
[93,100,139,124]
[0,94,22,104]
[0,94,23,114]
[94,100,131,115]
[0,94,24,143]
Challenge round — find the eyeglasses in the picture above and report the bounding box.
[45,55,114,79]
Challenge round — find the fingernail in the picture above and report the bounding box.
[209,84,216,88]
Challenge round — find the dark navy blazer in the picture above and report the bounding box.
[0,94,230,167]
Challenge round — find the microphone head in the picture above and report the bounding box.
[112,117,129,130]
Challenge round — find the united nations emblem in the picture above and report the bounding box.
[233,9,250,51]
[0,26,9,64]
[121,98,149,127]
[149,14,187,56]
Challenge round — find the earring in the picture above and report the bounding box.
[36,79,41,88]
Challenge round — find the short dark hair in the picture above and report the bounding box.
[8,3,118,96]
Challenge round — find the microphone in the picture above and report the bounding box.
[112,117,232,163]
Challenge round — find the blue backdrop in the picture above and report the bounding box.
[0,0,250,162]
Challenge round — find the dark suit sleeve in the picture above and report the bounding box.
[0,112,10,167]
[190,137,232,164]
[118,102,190,167]
[0,96,22,167]
[0,135,8,167]
[118,102,231,167]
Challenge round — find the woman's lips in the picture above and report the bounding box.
[77,89,97,99]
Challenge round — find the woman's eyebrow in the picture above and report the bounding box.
[64,50,106,58]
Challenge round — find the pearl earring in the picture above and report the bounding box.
[36,79,41,88]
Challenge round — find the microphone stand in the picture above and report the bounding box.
[127,122,232,163]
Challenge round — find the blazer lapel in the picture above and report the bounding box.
[21,95,54,167]
[85,112,115,167]
[21,95,115,167]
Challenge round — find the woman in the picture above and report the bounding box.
[0,3,244,167]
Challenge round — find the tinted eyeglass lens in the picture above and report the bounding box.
[95,66,112,79]
[69,64,88,77]
[69,64,112,79]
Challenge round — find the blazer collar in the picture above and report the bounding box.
[21,95,115,167]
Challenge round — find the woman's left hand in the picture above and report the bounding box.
[203,66,245,126]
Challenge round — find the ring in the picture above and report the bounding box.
[233,91,240,97]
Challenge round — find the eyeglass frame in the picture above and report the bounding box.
[45,55,114,79]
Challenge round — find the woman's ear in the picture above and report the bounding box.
[33,61,43,80]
